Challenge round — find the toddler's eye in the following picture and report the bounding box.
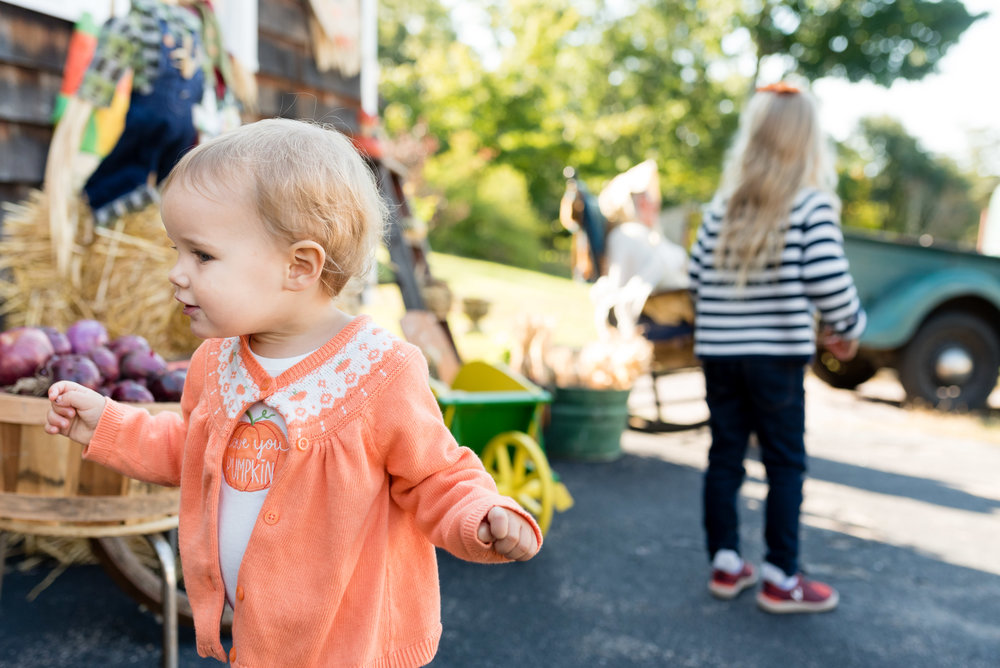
[194,250,214,263]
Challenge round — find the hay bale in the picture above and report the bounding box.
[0,191,200,359]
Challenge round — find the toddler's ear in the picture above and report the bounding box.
[285,241,326,291]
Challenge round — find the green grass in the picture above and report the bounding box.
[362,253,598,363]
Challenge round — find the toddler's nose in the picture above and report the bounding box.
[168,263,188,288]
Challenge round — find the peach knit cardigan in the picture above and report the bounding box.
[84,316,541,667]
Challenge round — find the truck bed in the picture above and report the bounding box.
[844,230,1000,313]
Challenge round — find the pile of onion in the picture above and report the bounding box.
[0,320,185,402]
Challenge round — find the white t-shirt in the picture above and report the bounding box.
[217,348,310,607]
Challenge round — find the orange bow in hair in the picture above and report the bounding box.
[756,82,801,95]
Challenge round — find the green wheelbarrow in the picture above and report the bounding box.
[431,361,573,534]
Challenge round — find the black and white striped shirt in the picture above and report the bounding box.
[688,189,866,360]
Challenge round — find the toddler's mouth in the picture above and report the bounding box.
[176,297,200,316]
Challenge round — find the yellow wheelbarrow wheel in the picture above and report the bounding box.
[480,430,555,534]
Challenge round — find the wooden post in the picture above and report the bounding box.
[377,162,426,311]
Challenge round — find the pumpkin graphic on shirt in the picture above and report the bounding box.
[223,409,289,492]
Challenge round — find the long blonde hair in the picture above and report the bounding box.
[715,85,837,286]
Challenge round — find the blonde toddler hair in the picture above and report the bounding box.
[715,85,837,286]
[162,118,387,296]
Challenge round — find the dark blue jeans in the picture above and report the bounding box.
[702,358,806,576]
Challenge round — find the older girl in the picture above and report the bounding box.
[688,82,865,614]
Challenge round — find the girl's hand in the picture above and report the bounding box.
[477,506,539,562]
[822,333,860,362]
[45,381,108,446]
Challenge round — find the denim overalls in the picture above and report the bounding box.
[84,16,204,223]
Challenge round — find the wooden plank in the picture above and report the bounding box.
[301,56,360,100]
[15,423,77,496]
[0,489,179,523]
[303,90,358,132]
[401,311,461,385]
[0,121,49,182]
[63,430,82,494]
[253,77,302,120]
[0,4,72,72]
[257,32,304,80]
[0,421,20,491]
[77,458,126,496]
[0,391,51,424]
[254,78,358,132]
[0,62,61,123]
[380,164,426,311]
[0,513,178,537]
[0,393,181,424]
[258,0,310,45]
[0,394,182,496]
[256,0,361,100]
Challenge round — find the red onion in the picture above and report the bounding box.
[0,327,56,386]
[66,319,110,355]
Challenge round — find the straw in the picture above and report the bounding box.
[0,191,200,359]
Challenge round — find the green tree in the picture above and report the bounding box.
[576,1,740,204]
[376,1,986,271]
[836,139,888,232]
[423,131,552,270]
[845,117,980,242]
[741,0,984,85]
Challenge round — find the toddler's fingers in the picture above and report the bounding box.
[477,521,493,544]
[48,380,73,402]
[492,514,537,560]
[486,506,510,541]
[518,522,540,560]
[50,382,104,414]
[49,404,76,421]
[44,406,74,434]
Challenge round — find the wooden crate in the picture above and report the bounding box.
[0,392,180,537]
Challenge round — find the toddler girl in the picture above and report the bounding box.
[46,118,541,666]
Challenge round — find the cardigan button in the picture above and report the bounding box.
[260,377,274,393]
[236,585,244,601]
[264,510,279,525]
[296,436,309,451]
[229,647,237,663]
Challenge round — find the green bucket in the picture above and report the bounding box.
[543,386,631,461]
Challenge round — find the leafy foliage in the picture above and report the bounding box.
[839,118,981,242]
[377,0,988,271]
[746,0,984,85]
[422,131,553,271]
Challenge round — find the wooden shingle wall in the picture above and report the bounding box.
[0,0,363,229]
[256,0,361,129]
[0,3,71,226]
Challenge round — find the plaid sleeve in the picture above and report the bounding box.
[77,16,140,107]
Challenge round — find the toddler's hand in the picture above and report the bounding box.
[45,381,107,446]
[477,506,539,562]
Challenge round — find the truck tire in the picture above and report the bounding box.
[897,312,999,411]
[811,346,878,390]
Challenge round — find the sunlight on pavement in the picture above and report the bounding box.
[623,375,1000,579]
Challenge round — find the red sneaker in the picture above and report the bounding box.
[709,562,758,600]
[756,575,839,614]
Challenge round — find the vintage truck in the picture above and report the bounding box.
[812,229,1000,411]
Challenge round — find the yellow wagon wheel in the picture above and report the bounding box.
[480,431,555,534]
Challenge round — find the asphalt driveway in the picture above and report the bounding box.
[1,371,998,667]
